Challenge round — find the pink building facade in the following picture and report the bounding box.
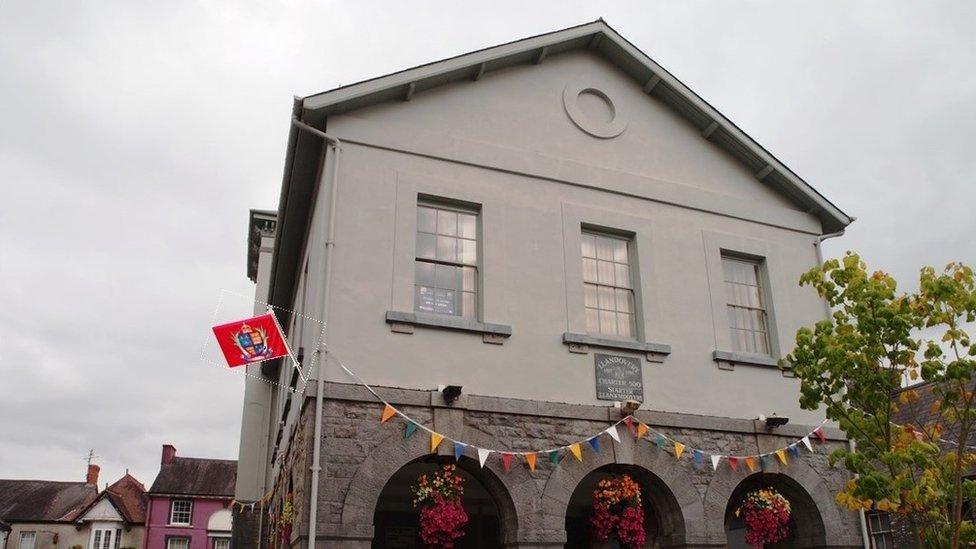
[145,445,236,549]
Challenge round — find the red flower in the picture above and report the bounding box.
[589,475,646,549]
[418,496,468,548]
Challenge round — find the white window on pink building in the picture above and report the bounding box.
[166,537,189,549]
[169,499,193,525]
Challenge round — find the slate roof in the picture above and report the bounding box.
[893,380,975,445]
[0,479,97,522]
[148,457,237,497]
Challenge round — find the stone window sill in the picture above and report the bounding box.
[385,311,512,344]
[713,350,789,373]
[562,332,671,362]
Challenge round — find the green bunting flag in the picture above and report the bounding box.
[548,450,560,464]
[404,421,418,439]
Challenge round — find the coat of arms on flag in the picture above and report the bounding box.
[212,313,289,367]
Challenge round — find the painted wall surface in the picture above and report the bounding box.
[4,522,143,548]
[284,50,836,424]
[145,497,229,549]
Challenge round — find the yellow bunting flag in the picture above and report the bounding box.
[569,443,583,462]
[525,453,537,472]
[380,404,397,423]
[745,457,756,472]
[775,449,788,466]
[430,432,444,453]
[673,442,685,459]
[636,423,649,440]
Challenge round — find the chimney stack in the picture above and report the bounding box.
[161,444,176,465]
[86,464,100,485]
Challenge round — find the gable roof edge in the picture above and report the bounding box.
[300,20,851,233]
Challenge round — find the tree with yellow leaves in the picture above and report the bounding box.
[788,253,976,548]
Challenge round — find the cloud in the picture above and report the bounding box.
[1,0,972,485]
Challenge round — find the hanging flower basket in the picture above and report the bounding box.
[590,474,646,548]
[277,494,294,544]
[736,487,792,548]
[411,464,469,548]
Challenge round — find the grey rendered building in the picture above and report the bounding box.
[234,21,867,548]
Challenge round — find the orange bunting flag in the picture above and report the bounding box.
[569,443,583,462]
[745,457,756,472]
[525,453,537,472]
[775,449,788,466]
[430,432,444,453]
[636,423,649,440]
[673,442,685,459]
[381,404,397,423]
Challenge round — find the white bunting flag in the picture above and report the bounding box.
[606,426,621,443]
[477,448,491,468]
[801,436,813,452]
[711,454,722,471]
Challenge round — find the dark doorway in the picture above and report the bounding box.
[724,473,827,548]
[372,456,508,548]
[565,464,685,548]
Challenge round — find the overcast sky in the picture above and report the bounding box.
[1,1,974,487]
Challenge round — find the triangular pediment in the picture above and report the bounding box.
[298,20,850,232]
[78,495,123,522]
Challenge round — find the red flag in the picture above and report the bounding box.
[623,416,636,436]
[212,313,289,368]
[501,453,513,472]
[813,427,826,443]
[728,457,739,471]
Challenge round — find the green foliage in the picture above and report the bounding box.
[788,253,976,548]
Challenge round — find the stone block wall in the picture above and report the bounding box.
[270,383,864,548]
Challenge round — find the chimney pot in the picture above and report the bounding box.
[86,464,100,485]
[161,444,176,465]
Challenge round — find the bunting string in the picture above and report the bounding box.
[329,348,833,473]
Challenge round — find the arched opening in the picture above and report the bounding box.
[565,464,686,548]
[724,473,827,548]
[372,455,514,548]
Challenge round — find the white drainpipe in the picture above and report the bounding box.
[291,117,340,548]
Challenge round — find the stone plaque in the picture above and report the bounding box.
[594,353,644,402]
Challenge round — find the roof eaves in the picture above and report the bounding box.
[299,19,851,233]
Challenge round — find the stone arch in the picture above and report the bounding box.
[722,472,825,548]
[540,436,705,546]
[340,419,535,546]
[703,457,848,547]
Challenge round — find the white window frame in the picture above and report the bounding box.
[559,203,656,343]
[19,531,36,549]
[721,254,772,356]
[414,199,481,319]
[89,525,120,549]
[702,230,784,363]
[581,230,637,339]
[390,172,499,323]
[212,537,231,549]
[169,499,193,526]
[166,537,190,549]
